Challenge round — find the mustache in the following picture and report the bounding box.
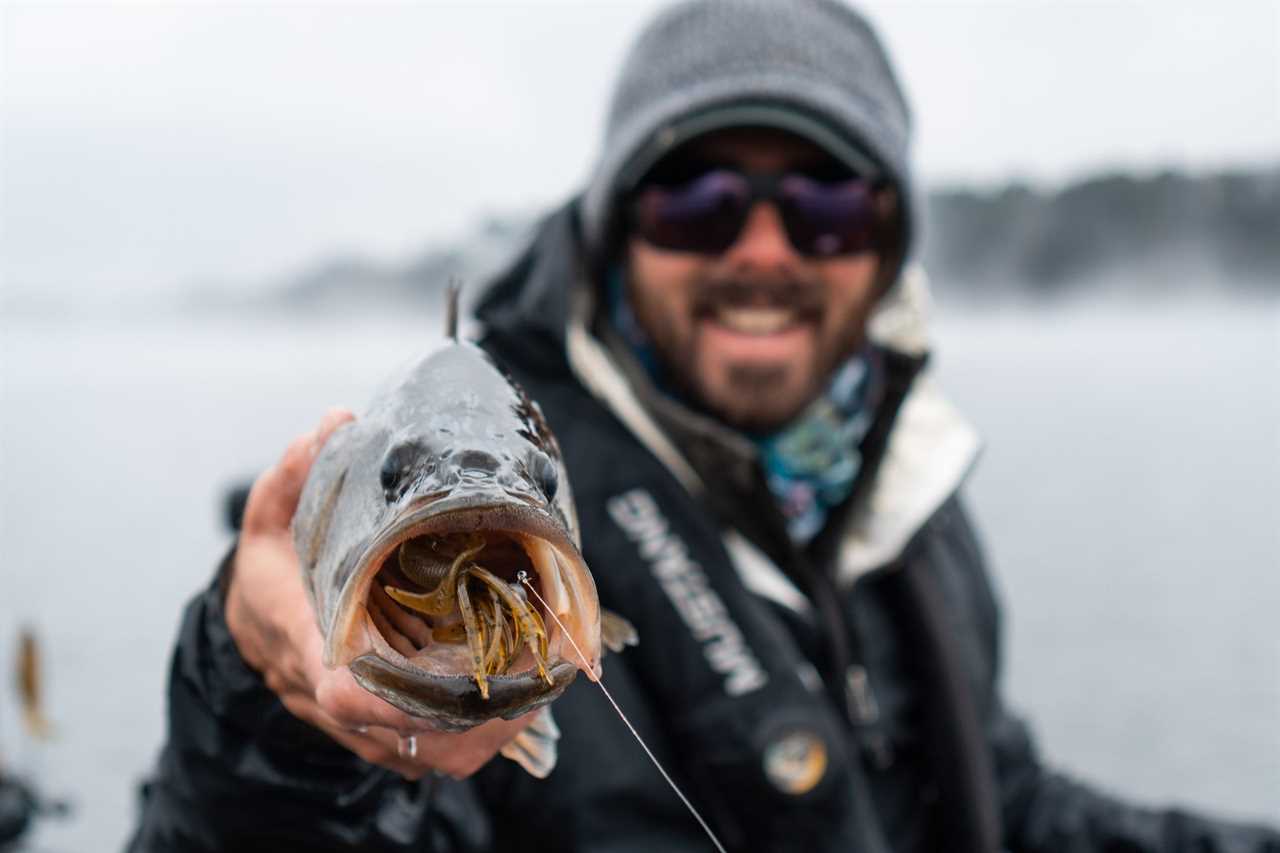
[691,278,825,317]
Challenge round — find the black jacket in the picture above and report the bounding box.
[129,203,1278,853]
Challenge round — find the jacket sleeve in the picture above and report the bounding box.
[989,706,1279,852]
[939,502,1280,852]
[126,549,490,853]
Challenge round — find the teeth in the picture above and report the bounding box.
[714,306,797,335]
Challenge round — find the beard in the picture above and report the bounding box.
[711,362,811,433]
[639,276,862,435]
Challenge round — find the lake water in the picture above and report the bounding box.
[1,297,1276,850]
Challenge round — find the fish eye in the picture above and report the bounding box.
[381,440,429,502]
[530,453,559,501]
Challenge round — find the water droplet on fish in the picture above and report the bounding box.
[398,735,418,759]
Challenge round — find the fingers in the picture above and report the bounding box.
[277,689,428,779]
[318,708,531,780]
[421,715,535,779]
[243,407,355,535]
[308,668,535,778]
[228,407,354,672]
[313,668,442,735]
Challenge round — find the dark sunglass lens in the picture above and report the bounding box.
[779,176,877,256]
[634,170,750,254]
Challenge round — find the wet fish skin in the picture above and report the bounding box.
[291,337,604,734]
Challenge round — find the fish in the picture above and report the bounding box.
[291,289,636,777]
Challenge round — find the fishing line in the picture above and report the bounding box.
[518,572,728,853]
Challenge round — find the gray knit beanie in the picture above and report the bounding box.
[581,0,914,272]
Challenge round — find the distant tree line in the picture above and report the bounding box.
[259,166,1278,310]
[921,167,1278,297]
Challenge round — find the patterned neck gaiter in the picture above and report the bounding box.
[608,269,882,543]
[755,354,879,542]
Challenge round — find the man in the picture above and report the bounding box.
[129,1,1279,850]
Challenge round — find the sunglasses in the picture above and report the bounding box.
[630,167,884,258]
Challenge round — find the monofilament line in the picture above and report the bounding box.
[519,573,728,853]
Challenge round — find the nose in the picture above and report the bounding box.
[721,202,800,273]
[451,449,501,475]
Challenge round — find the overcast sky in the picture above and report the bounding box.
[2,1,1277,297]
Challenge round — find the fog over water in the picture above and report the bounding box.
[1,293,1276,851]
[3,1,1276,297]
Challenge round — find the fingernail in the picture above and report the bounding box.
[397,734,418,759]
[349,725,369,734]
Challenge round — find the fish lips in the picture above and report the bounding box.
[349,655,578,732]
[329,490,599,729]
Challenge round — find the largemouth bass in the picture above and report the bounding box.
[292,295,634,776]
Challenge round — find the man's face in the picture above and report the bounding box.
[625,128,883,434]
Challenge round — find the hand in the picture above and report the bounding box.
[224,408,531,780]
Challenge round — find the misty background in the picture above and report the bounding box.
[1,2,1277,850]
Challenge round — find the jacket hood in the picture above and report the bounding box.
[475,201,585,372]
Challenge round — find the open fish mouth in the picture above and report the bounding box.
[326,498,600,730]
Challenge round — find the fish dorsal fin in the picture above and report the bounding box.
[445,280,461,341]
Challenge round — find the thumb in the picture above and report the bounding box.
[243,408,355,535]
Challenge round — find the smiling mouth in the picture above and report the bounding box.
[708,305,805,336]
